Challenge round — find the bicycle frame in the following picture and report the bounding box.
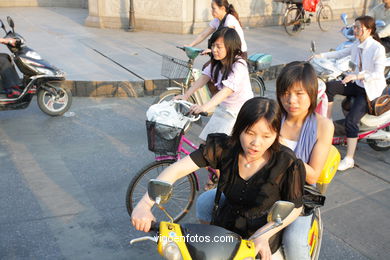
[154,135,217,186]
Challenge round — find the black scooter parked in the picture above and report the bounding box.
[0,16,72,116]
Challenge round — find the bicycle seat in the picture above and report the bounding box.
[183,46,203,60]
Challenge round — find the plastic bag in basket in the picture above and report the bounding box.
[146,101,189,130]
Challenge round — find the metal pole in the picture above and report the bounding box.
[128,0,135,31]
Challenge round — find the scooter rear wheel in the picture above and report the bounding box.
[126,160,197,222]
[37,86,72,116]
[367,126,390,151]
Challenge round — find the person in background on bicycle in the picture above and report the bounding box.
[276,61,333,260]
[131,97,306,260]
[0,37,22,98]
[185,0,248,58]
[196,61,334,260]
[368,0,390,52]
[313,16,386,171]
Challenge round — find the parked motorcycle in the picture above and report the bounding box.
[310,56,390,151]
[130,147,340,260]
[0,16,72,116]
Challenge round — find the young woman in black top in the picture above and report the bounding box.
[131,97,305,259]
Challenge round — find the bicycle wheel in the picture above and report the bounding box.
[126,160,197,222]
[317,4,333,32]
[284,7,304,36]
[250,75,266,97]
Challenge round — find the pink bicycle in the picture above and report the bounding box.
[125,100,217,222]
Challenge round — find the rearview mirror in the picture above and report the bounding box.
[148,179,172,205]
[267,201,295,223]
[341,13,348,25]
[311,40,316,54]
[7,16,14,28]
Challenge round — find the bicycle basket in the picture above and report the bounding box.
[146,120,183,155]
[161,55,189,79]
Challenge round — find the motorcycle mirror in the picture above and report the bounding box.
[267,201,295,223]
[340,13,348,25]
[6,16,14,33]
[311,40,316,54]
[148,179,172,205]
[0,19,6,34]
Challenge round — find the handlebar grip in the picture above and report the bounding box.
[199,112,208,117]
[150,221,159,232]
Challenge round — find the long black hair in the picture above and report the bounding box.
[229,97,281,153]
[209,27,242,84]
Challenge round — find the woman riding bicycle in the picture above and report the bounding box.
[131,97,306,260]
[186,0,248,58]
[175,27,253,142]
[196,61,334,260]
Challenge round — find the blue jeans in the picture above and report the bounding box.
[196,189,225,222]
[282,214,312,260]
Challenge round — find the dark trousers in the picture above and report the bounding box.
[326,80,368,138]
[0,54,20,91]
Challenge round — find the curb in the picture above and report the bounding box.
[60,64,286,98]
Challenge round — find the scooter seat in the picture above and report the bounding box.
[360,109,390,128]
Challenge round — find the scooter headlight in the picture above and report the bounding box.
[162,242,183,260]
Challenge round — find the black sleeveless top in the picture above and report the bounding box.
[190,133,305,253]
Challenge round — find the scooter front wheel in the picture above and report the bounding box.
[367,126,390,151]
[37,86,72,116]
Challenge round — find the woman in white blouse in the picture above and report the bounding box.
[314,16,386,171]
[186,0,247,58]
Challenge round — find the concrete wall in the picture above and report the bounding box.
[0,0,88,8]
[85,0,380,33]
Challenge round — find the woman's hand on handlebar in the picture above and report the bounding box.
[201,48,212,55]
[131,200,156,232]
[189,104,207,115]
[253,236,272,260]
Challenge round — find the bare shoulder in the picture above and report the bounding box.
[316,113,334,137]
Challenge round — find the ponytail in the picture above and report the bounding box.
[227,4,241,26]
[213,0,241,26]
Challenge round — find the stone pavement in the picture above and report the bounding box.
[0,6,347,97]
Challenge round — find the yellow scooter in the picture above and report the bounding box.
[130,146,340,260]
